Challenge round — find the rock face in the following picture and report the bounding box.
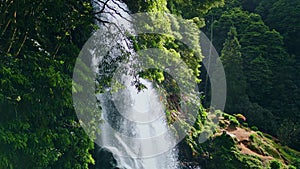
[226,127,273,162]
[95,148,118,169]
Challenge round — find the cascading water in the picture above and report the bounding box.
[92,0,179,168]
[98,78,179,169]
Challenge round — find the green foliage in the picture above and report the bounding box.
[288,165,296,169]
[223,113,240,127]
[269,160,282,169]
[221,26,248,113]
[166,0,225,18]
[1,0,300,168]
[199,132,265,169]
[123,0,168,13]
[277,119,300,152]
[255,1,300,140]
[202,4,299,150]
[194,119,300,169]
[0,0,95,168]
[249,134,255,140]
[258,0,300,57]
[251,126,258,131]
[126,4,205,145]
[196,0,300,168]
[277,146,300,168]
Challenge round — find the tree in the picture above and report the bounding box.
[0,0,95,168]
[257,1,300,120]
[221,27,248,113]
[257,0,300,57]
[202,6,300,149]
[166,0,224,18]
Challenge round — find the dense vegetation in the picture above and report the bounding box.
[202,0,300,151]
[0,0,95,168]
[0,0,299,168]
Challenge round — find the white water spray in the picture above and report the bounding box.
[93,1,179,168]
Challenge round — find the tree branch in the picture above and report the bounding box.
[93,0,110,15]
[93,0,132,23]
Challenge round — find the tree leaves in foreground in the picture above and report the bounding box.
[0,0,95,168]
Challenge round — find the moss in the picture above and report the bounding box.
[197,132,266,169]
[185,110,300,169]
[237,154,263,169]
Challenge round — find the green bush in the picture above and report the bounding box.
[249,134,255,141]
[269,160,282,169]
[223,113,230,120]
[229,117,239,126]
[251,126,258,131]
[256,131,264,137]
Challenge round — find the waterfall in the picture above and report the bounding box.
[92,0,179,168]
[98,78,179,169]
